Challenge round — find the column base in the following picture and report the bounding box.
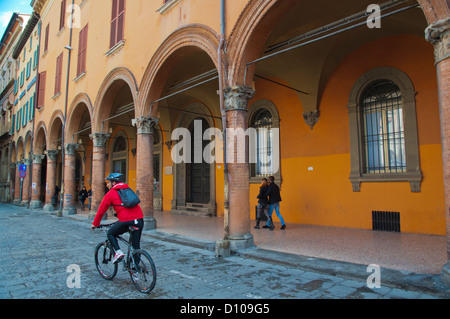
[13,199,20,205]
[228,233,254,251]
[30,200,43,209]
[63,207,77,216]
[215,240,231,258]
[19,200,29,207]
[440,261,450,286]
[143,216,157,230]
[43,204,55,212]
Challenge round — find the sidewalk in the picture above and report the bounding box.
[66,207,450,295]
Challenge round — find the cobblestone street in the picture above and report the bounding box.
[0,204,449,304]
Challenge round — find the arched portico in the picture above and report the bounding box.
[90,68,139,222]
[226,0,450,283]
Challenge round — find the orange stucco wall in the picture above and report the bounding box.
[249,34,446,235]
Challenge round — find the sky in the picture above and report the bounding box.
[0,0,33,40]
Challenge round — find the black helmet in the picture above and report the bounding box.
[105,173,124,183]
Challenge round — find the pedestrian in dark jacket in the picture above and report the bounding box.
[255,178,274,229]
[264,176,286,230]
[79,186,89,211]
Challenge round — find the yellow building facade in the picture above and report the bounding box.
[4,0,449,282]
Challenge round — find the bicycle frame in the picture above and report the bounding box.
[99,224,139,270]
[95,222,157,293]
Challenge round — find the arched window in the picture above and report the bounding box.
[361,80,406,174]
[347,67,421,192]
[252,109,273,176]
[248,100,280,182]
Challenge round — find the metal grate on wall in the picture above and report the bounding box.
[372,211,400,233]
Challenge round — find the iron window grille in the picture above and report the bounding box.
[252,109,273,176]
[361,80,406,174]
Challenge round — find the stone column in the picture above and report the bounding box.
[44,150,58,211]
[223,86,255,250]
[132,116,159,230]
[30,154,45,209]
[426,18,450,286]
[20,158,32,206]
[62,144,79,215]
[13,160,23,205]
[89,133,109,216]
[9,162,15,203]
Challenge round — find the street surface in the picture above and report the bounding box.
[0,204,448,305]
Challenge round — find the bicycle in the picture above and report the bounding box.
[94,223,157,294]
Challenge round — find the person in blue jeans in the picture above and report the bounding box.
[263,176,286,230]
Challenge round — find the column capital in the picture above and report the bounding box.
[132,116,159,134]
[32,154,46,164]
[224,86,255,111]
[46,150,59,161]
[65,143,79,155]
[89,133,110,147]
[425,18,450,64]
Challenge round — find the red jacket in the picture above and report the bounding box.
[92,183,143,227]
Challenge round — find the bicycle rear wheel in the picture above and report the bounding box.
[129,249,156,293]
[94,242,118,280]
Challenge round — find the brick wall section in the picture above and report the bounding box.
[14,162,22,202]
[136,130,154,219]
[21,160,31,203]
[45,156,56,206]
[227,110,251,239]
[91,145,106,213]
[224,86,255,245]
[31,161,42,202]
[63,152,76,210]
[90,133,109,213]
[437,57,450,259]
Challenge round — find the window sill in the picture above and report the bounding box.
[73,71,86,83]
[105,39,125,57]
[350,171,422,192]
[157,0,182,15]
[51,92,61,100]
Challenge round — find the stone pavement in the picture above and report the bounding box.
[0,204,449,302]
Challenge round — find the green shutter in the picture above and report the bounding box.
[11,114,15,133]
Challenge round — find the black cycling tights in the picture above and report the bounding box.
[107,218,144,251]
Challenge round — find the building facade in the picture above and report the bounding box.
[0,13,31,204]
[2,0,449,282]
[10,13,40,207]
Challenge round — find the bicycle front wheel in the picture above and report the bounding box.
[94,242,118,280]
[129,249,157,293]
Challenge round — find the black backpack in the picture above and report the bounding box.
[115,187,140,208]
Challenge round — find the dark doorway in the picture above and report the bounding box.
[187,118,210,204]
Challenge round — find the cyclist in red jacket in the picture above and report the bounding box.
[91,173,144,264]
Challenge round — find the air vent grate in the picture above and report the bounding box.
[372,211,400,232]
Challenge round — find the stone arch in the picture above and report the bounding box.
[138,24,220,118]
[93,67,139,133]
[33,121,48,155]
[227,0,448,87]
[47,109,65,150]
[66,93,94,143]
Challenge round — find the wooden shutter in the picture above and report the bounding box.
[110,0,125,48]
[55,53,63,95]
[44,24,50,52]
[37,71,46,108]
[77,24,88,76]
[117,0,125,42]
[60,0,66,30]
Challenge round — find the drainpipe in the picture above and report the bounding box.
[218,0,229,241]
[59,0,75,213]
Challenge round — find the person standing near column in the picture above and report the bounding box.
[264,176,286,230]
